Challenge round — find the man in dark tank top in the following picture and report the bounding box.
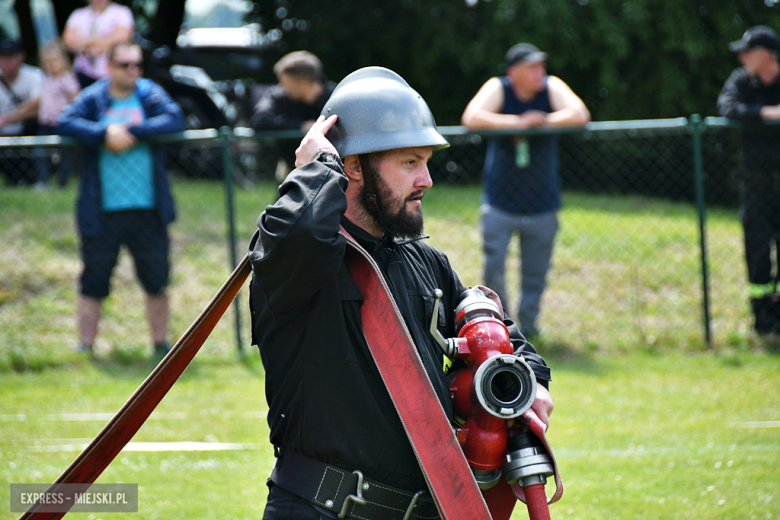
[462,43,590,338]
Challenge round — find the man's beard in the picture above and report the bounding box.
[360,161,425,240]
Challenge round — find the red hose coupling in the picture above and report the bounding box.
[433,288,538,489]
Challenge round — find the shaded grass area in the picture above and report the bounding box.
[2,180,778,519]
[1,352,778,519]
[423,185,766,355]
[0,181,276,373]
[0,178,773,373]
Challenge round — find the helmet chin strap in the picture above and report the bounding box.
[359,155,380,214]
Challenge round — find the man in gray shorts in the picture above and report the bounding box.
[462,43,590,337]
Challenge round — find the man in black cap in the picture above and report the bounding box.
[717,25,780,336]
[0,39,43,185]
[461,43,589,338]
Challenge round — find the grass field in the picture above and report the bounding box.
[1,178,779,519]
[1,352,778,519]
[0,176,770,370]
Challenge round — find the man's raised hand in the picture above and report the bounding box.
[295,114,339,167]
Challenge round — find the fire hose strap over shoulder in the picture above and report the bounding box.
[338,227,492,520]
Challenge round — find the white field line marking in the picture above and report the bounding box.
[729,421,780,428]
[548,443,780,458]
[21,440,780,455]
[1,411,267,422]
[24,441,262,452]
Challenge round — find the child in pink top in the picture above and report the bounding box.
[62,0,134,88]
[36,39,80,189]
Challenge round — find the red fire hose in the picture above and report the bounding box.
[510,409,564,520]
[524,484,551,520]
[17,257,252,519]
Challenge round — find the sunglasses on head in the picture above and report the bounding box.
[111,60,143,70]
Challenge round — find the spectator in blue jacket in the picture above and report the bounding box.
[57,41,185,356]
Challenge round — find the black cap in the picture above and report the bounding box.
[505,43,547,68]
[729,25,779,53]
[0,39,24,55]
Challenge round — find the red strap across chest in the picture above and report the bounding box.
[340,228,492,520]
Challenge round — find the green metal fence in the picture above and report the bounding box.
[2,116,776,356]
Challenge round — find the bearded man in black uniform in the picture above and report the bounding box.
[247,67,554,520]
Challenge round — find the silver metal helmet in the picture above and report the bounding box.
[320,66,449,157]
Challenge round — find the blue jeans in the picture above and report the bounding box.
[481,204,558,337]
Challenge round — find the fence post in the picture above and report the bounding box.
[220,126,244,353]
[690,114,712,348]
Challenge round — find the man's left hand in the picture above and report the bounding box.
[531,383,554,430]
[760,104,780,120]
[104,123,136,153]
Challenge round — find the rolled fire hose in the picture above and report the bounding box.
[17,256,252,519]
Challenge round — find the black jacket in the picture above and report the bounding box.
[250,82,336,131]
[250,82,336,169]
[717,67,780,175]
[248,152,550,491]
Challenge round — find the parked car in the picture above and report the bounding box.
[137,25,269,182]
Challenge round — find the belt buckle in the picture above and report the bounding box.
[402,490,425,520]
[338,470,368,519]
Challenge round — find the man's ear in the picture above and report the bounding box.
[342,155,363,183]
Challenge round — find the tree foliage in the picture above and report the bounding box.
[13,0,780,124]
[249,0,780,124]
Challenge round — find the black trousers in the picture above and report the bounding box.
[741,174,780,287]
[262,482,338,520]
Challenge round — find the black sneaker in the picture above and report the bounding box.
[752,297,776,335]
[76,343,95,359]
[770,293,780,334]
[76,342,93,353]
[154,342,172,356]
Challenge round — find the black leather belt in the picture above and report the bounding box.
[270,449,441,520]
